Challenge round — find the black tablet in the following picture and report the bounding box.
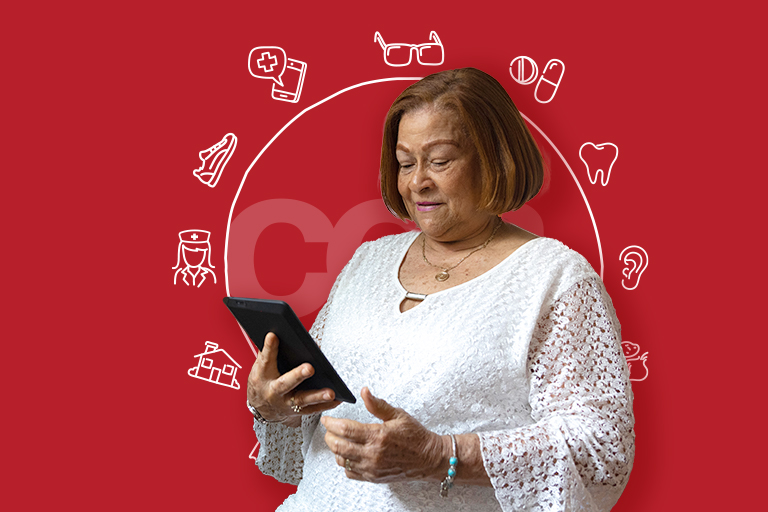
[223,297,356,404]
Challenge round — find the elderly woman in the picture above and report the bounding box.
[246,68,634,511]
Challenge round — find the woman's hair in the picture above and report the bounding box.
[380,68,544,219]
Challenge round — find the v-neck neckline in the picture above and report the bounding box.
[392,231,544,315]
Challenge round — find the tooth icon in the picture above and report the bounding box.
[579,142,619,186]
[193,133,237,188]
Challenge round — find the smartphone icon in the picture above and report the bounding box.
[272,58,307,103]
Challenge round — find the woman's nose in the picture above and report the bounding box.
[409,163,432,191]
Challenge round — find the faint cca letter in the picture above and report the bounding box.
[228,199,411,317]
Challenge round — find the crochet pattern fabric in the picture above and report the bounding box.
[253,233,634,511]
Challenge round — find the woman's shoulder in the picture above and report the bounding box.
[352,230,419,258]
[337,231,419,278]
[521,236,600,289]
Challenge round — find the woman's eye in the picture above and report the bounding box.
[432,160,448,167]
[399,163,414,172]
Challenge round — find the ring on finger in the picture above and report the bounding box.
[345,458,352,472]
[290,395,302,413]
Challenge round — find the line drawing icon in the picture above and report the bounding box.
[188,341,242,389]
[619,245,648,290]
[580,142,619,186]
[173,229,217,287]
[534,59,565,103]
[248,46,307,103]
[509,56,538,85]
[374,31,444,67]
[249,442,259,461]
[193,133,237,188]
[621,341,649,382]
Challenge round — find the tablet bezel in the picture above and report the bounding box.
[223,297,356,404]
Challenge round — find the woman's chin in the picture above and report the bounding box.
[417,222,450,240]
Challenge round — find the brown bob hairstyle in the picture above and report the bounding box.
[380,68,544,220]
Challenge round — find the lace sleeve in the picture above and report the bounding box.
[252,259,352,485]
[477,277,635,512]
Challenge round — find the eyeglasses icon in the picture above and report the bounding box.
[374,31,445,67]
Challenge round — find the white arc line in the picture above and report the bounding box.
[225,78,604,356]
[518,115,604,279]
[224,77,423,300]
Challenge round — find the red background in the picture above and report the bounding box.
[5,1,765,510]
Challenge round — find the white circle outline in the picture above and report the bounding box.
[224,77,604,356]
[509,56,539,85]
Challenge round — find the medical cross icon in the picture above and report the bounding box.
[257,52,278,73]
[173,230,216,288]
[248,45,308,104]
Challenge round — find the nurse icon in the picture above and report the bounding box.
[172,230,217,288]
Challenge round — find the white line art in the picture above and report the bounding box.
[249,442,259,461]
[248,46,307,103]
[534,59,565,103]
[619,245,648,290]
[173,229,217,288]
[622,341,649,382]
[580,142,619,186]
[188,341,242,389]
[249,46,286,84]
[193,133,237,188]
[509,56,538,85]
[374,31,444,67]
[223,77,605,358]
[520,115,604,279]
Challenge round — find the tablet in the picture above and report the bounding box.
[223,297,356,404]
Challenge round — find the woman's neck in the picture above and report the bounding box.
[423,216,502,256]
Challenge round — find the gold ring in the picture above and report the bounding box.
[290,396,302,413]
[345,458,352,472]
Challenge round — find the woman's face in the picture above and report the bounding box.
[182,246,207,268]
[396,107,489,242]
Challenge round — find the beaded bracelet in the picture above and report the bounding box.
[440,434,458,497]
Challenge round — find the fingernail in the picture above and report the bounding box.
[303,367,311,377]
[324,392,331,400]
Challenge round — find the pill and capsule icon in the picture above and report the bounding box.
[509,56,539,85]
[534,59,565,104]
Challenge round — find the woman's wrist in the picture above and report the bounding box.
[282,416,302,428]
[248,400,275,425]
[439,434,459,497]
[424,434,455,483]
[248,399,294,426]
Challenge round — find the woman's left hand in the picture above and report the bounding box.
[321,387,449,483]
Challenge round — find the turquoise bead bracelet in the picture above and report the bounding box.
[440,434,458,497]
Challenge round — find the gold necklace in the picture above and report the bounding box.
[421,219,503,282]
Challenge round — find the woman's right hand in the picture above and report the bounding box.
[247,332,340,428]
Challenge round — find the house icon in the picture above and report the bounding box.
[188,341,242,390]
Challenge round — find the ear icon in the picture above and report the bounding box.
[619,245,649,290]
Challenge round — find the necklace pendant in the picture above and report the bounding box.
[435,271,450,282]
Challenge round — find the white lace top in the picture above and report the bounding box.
[253,232,634,511]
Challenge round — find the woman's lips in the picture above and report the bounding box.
[416,202,441,212]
